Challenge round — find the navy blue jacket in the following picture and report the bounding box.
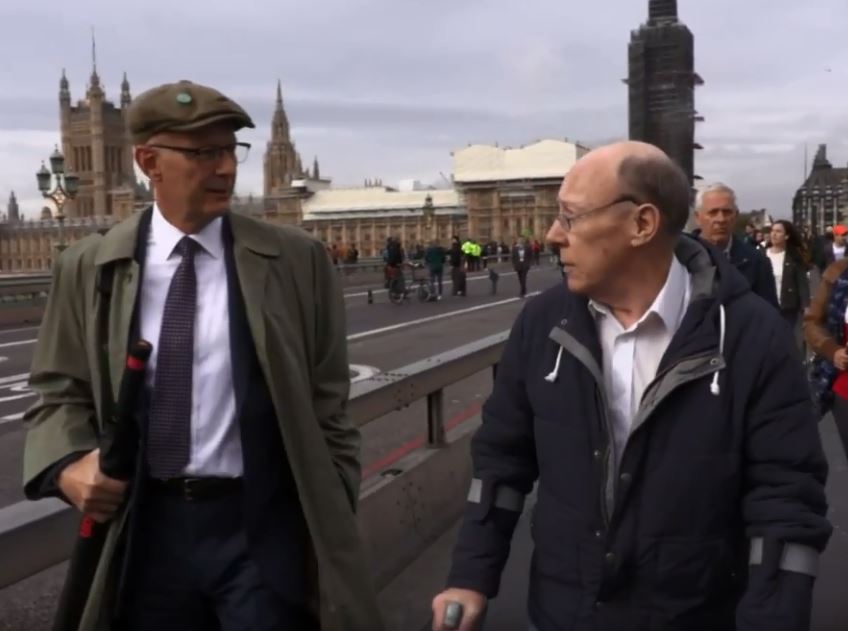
[447,237,830,631]
[691,231,778,308]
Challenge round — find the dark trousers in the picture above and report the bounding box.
[833,396,848,461]
[429,269,443,296]
[781,309,804,357]
[517,268,529,296]
[122,487,316,631]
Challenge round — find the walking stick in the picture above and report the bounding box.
[52,340,152,631]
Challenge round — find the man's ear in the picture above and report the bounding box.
[134,146,161,182]
[632,203,661,247]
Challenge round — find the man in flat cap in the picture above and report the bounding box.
[22,80,383,630]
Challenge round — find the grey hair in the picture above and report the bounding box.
[695,183,737,211]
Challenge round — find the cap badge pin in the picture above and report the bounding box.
[176,92,193,105]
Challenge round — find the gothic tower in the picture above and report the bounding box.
[627,0,703,187]
[7,191,20,223]
[263,80,304,196]
[58,35,136,218]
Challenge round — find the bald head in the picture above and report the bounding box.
[562,141,691,235]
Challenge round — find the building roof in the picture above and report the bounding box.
[799,144,848,192]
[302,187,462,221]
[452,139,589,184]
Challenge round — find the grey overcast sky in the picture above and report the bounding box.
[1,0,847,219]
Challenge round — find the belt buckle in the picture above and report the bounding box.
[182,477,202,502]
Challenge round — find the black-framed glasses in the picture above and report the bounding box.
[556,194,640,231]
[148,142,251,164]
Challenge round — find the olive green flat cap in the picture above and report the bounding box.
[128,80,255,143]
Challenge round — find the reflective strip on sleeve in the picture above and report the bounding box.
[748,537,820,577]
[467,478,526,512]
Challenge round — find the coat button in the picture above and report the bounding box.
[605,552,616,565]
[593,449,602,460]
[619,472,632,485]
[594,530,604,539]
[594,600,604,610]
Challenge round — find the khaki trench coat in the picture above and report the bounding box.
[22,209,385,631]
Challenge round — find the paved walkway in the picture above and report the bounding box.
[482,417,848,631]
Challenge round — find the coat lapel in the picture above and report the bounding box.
[93,208,151,404]
[228,213,280,387]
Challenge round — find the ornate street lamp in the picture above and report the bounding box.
[36,146,79,252]
[423,193,436,242]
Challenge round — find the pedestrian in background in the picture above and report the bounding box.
[767,220,810,354]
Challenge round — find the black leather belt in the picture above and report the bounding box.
[146,476,243,501]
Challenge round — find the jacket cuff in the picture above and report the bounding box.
[445,573,500,599]
[23,451,89,502]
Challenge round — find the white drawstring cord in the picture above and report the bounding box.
[710,304,726,396]
[545,346,564,383]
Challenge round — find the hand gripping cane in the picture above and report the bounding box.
[52,340,152,631]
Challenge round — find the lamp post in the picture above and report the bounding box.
[36,146,79,253]
[423,193,435,242]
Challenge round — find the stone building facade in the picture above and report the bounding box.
[452,140,588,244]
[1,78,584,270]
[792,144,848,233]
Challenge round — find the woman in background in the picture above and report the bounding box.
[767,220,810,352]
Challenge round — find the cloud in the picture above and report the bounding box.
[1,0,846,219]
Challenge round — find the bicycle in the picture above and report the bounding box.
[387,262,433,304]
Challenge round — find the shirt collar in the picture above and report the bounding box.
[150,202,224,261]
[589,255,689,333]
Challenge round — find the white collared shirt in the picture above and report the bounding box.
[140,204,243,477]
[589,256,692,465]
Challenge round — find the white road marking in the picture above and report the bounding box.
[0,373,30,386]
[343,269,527,299]
[349,364,380,383]
[0,325,40,335]
[346,292,540,341]
[0,393,35,404]
[0,294,538,425]
[0,339,36,349]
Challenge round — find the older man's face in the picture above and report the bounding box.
[545,155,636,297]
[695,191,737,248]
[138,123,240,223]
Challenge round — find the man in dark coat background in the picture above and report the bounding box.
[431,142,830,631]
[692,182,779,308]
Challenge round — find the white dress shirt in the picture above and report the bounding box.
[766,248,785,306]
[140,204,243,477]
[590,256,692,465]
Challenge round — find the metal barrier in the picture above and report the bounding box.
[0,330,507,591]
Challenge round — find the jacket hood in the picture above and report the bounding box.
[676,233,751,306]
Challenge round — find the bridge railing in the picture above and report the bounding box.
[0,331,507,592]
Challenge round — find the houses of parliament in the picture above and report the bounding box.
[0,67,585,272]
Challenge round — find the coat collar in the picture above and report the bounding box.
[94,206,281,265]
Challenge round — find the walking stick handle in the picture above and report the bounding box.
[443,600,464,629]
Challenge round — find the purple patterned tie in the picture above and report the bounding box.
[146,236,200,479]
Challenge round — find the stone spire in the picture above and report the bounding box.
[59,68,71,104]
[648,0,678,24]
[7,191,20,223]
[812,144,832,170]
[272,79,290,138]
[87,28,104,98]
[313,156,320,180]
[121,71,131,108]
[263,80,303,196]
